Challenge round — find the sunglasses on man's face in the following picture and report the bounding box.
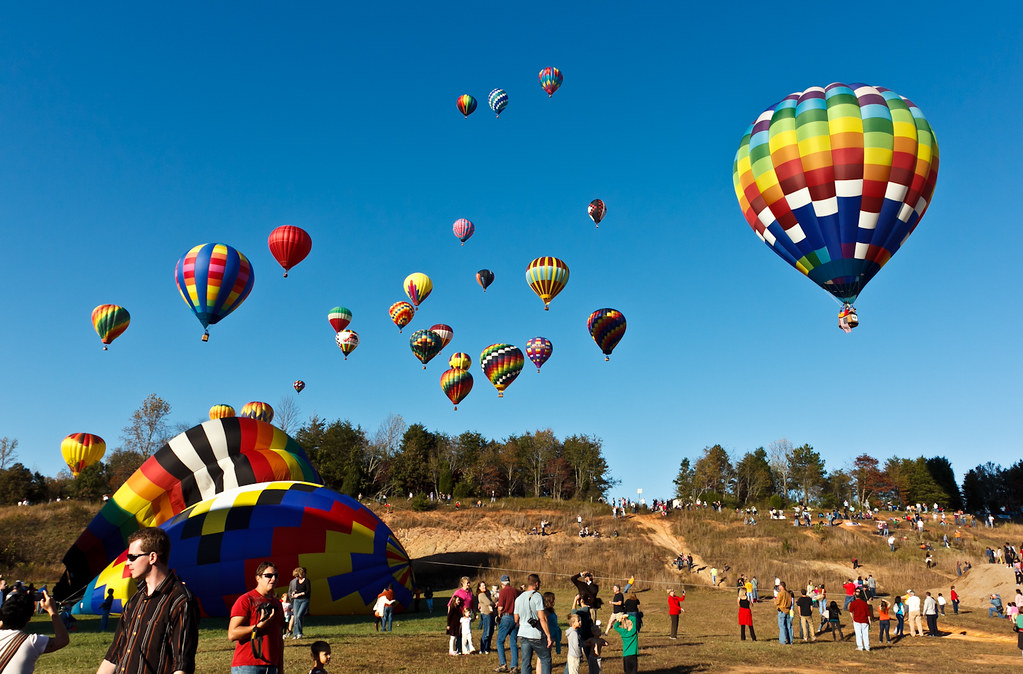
[126,552,152,562]
[261,573,279,579]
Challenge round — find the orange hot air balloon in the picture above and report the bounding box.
[209,404,236,420]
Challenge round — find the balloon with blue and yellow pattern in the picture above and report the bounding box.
[174,243,255,341]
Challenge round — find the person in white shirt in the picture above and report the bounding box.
[906,590,924,636]
[0,590,69,672]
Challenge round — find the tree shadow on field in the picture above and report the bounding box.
[412,551,498,588]
[644,665,712,673]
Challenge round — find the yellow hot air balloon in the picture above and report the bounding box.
[525,257,570,310]
[403,272,433,308]
[209,404,236,420]
[239,401,274,423]
[61,433,106,477]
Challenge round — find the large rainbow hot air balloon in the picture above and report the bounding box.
[453,218,475,245]
[389,301,415,332]
[327,306,352,333]
[440,368,473,411]
[336,330,359,360]
[61,433,106,478]
[91,305,130,350]
[525,337,553,373]
[539,67,563,97]
[239,401,274,423]
[488,88,508,118]
[732,83,939,312]
[457,94,477,118]
[525,257,570,310]
[209,404,235,420]
[480,344,524,398]
[409,329,443,369]
[403,273,433,309]
[267,225,312,278]
[174,243,255,342]
[588,199,606,227]
[588,308,627,361]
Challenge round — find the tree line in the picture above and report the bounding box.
[672,439,1023,514]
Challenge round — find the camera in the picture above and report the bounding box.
[528,617,542,630]
[257,602,275,618]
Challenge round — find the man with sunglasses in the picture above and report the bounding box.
[228,562,285,674]
[96,527,199,674]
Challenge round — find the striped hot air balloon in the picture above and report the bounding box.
[456,94,477,118]
[209,404,235,420]
[174,243,254,342]
[480,344,524,398]
[538,67,563,97]
[91,305,130,350]
[440,368,473,410]
[488,88,508,118]
[525,257,570,310]
[327,306,352,333]
[452,218,474,245]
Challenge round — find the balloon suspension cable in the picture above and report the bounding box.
[411,559,693,590]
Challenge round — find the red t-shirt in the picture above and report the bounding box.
[231,589,285,669]
[849,598,871,624]
[843,582,856,596]
[668,594,685,615]
[497,585,519,616]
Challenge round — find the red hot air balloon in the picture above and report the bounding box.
[268,225,312,277]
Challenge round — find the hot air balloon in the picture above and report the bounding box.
[61,433,106,478]
[525,257,570,310]
[430,324,453,350]
[489,88,508,118]
[453,218,475,245]
[588,199,606,227]
[209,404,235,420]
[293,380,305,394]
[403,273,433,308]
[440,368,473,410]
[174,243,255,342]
[409,329,443,369]
[733,83,939,320]
[53,418,320,600]
[524,337,553,373]
[389,301,415,332]
[74,481,412,618]
[239,401,274,423]
[91,305,130,350]
[267,225,312,278]
[588,308,627,361]
[539,67,563,97]
[457,94,477,118]
[327,306,352,333]
[335,330,359,360]
[480,344,524,398]
[476,269,494,292]
[449,352,471,371]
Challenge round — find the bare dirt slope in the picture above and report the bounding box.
[929,563,1018,609]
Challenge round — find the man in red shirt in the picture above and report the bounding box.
[950,586,959,615]
[494,575,520,673]
[849,590,872,652]
[842,579,857,610]
[667,588,685,639]
[228,561,285,674]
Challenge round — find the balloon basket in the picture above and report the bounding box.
[544,305,550,311]
[453,405,458,411]
[498,392,504,398]
[283,271,288,278]
[605,356,610,362]
[202,332,209,342]
[422,365,426,370]
[102,346,108,351]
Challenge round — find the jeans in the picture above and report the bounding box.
[879,619,890,642]
[895,613,904,636]
[926,613,938,635]
[290,597,309,637]
[496,614,518,667]
[777,611,793,644]
[382,604,393,631]
[989,606,1004,618]
[479,613,494,652]
[518,636,551,674]
[231,667,278,674]
[952,599,959,615]
[844,595,854,610]
[853,621,870,650]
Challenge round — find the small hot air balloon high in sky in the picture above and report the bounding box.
[476,269,494,292]
[409,329,443,369]
[293,380,305,394]
[456,94,477,118]
[449,352,471,371]
[239,401,274,423]
[336,330,359,360]
[404,273,433,309]
[588,199,606,227]
[539,67,563,97]
[174,243,255,342]
[480,344,524,398]
[430,324,453,350]
[91,304,130,350]
[488,88,508,118]
[440,368,473,410]
[61,433,106,478]
[525,257,570,310]
[525,337,553,373]
[389,301,415,332]
[588,308,627,361]
[452,218,474,245]
[267,225,312,278]
[209,404,235,420]
[327,306,352,333]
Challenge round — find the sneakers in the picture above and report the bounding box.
[493,666,509,673]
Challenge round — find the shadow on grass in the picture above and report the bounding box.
[644,666,713,673]
[412,551,498,588]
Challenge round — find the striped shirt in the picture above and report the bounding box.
[104,570,200,674]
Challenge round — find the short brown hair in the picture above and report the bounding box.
[127,527,171,564]
[255,561,278,577]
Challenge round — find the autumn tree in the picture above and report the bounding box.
[120,394,172,456]
[693,445,733,497]
[851,454,885,506]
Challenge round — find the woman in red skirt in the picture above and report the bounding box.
[738,589,756,641]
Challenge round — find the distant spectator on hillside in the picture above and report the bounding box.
[990,594,1004,618]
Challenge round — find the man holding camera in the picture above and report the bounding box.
[514,574,553,674]
[228,561,285,674]
[96,527,200,674]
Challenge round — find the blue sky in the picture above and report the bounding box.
[1,3,1020,501]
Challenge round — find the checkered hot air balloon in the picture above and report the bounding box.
[293,380,305,394]
[91,304,130,350]
[335,330,359,360]
[525,337,553,373]
[456,94,477,118]
[587,308,626,361]
[480,344,524,398]
[539,67,563,97]
[525,257,570,310]
[488,88,508,118]
[389,301,415,332]
[409,329,443,369]
[732,83,939,310]
[174,243,255,342]
[588,199,606,227]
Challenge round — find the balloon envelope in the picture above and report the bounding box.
[208,404,235,420]
[539,67,563,97]
[91,305,130,349]
[293,380,305,394]
[449,352,471,370]
[480,344,524,397]
[476,269,494,292]
[453,218,475,244]
[440,368,473,409]
[389,301,415,332]
[587,308,627,361]
[61,433,106,478]
[327,306,352,333]
[74,482,413,618]
[489,88,508,118]
[267,225,312,277]
[732,83,939,305]
[409,330,443,368]
[524,337,553,373]
[525,257,570,310]
[239,401,274,423]
[54,418,320,600]
[174,243,255,339]
[588,199,606,226]
[336,330,359,359]
[457,94,477,118]
[429,324,453,350]
[403,273,433,308]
